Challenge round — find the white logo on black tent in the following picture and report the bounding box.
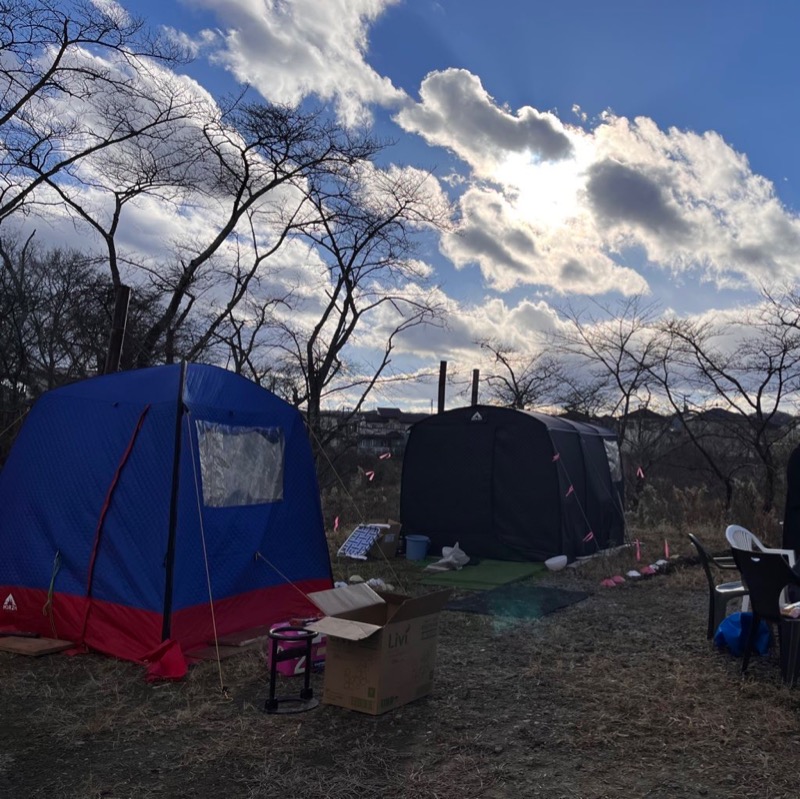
[2,593,17,611]
[471,412,483,422]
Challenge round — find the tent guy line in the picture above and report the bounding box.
[186,408,225,694]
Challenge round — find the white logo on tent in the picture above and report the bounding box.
[2,593,17,612]
[471,412,483,422]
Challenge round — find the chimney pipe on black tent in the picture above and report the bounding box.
[471,369,480,406]
[437,360,447,413]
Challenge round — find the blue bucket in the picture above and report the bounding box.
[405,534,431,561]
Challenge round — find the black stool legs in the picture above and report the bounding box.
[264,626,320,714]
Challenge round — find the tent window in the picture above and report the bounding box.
[195,421,284,507]
[603,439,622,483]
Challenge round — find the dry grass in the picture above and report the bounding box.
[3,524,800,798]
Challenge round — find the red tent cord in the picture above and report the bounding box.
[79,404,151,646]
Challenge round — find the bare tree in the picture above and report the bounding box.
[479,340,564,410]
[616,323,737,506]
[132,102,382,367]
[555,373,612,419]
[0,233,171,466]
[267,162,450,450]
[193,266,296,388]
[27,87,385,369]
[0,234,108,392]
[550,296,663,446]
[0,6,450,453]
[652,305,800,512]
[0,0,189,225]
[40,82,205,289]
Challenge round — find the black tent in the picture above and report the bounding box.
[783,443,800,550]
[400,406,625,562]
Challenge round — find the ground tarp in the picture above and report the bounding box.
[444,582,589,619]
[419,559,545,589]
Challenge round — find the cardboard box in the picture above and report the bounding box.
[368,519,401,559]
[306,583,451,715]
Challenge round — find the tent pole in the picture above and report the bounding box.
[161,361,187,641]
[103,284,131,374]
[437,360,447,413]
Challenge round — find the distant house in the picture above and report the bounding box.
[357,407,429,454]
[318,406,429,455]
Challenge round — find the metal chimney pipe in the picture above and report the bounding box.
[437,360,447,413]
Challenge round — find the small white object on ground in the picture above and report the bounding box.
[424,541,471,572]
[441,543,470,567]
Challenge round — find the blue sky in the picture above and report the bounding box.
[43,1,800,406]
[148,0,800,198]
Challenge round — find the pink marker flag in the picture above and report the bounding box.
[365,470,375,481]
[636,466,645,479]
[379,452,391,460]
[634,539,641,562]
[583,531,594,543]
[565,485,574,497]
[552,453,560,462]
[664,539,670,559]
[334,516,339,532]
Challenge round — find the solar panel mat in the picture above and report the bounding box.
[336,524,385,560]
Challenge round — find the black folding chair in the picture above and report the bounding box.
[688,533,748,639]
[730,547,800,686]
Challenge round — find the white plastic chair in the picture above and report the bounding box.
[725,525,796,567]
[725,524,796,608]
[725,524,761,552]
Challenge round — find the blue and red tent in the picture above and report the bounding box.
[0,363,332,665]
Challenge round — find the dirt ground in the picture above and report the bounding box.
[3,536,800,799]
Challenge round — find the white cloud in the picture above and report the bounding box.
[440,186,649,294]
[586,114,800,285]
[395,69,573,176]
[160,26,207,59]
[88,12,800,305]
[186,0,406,126]
[372,291,565,363]
[14,4,800,410]
[394,69,800,296]
[89,0,131,26]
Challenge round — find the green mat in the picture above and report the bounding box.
[418,558,545,589]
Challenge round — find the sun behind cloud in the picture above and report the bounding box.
[495,132,595,229]
[393,66,800,296]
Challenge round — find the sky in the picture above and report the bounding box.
[29,0,800,409]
